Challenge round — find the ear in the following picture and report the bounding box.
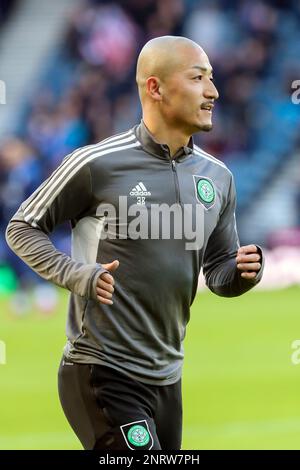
[146,76,162,101]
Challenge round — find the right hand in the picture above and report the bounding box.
[96,260,119,305]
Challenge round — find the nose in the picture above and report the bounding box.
[203,79,219,101]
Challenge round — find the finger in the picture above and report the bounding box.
[237,262,261,271]
[241,272,257,279]
[238,245,258,255]
[97,295,113,305]
[100,272,115,285]
[96,288,113,300]
[102,260,120,272]
[236,253,261,263]
[96,279,114,292]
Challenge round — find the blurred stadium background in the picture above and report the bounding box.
[0,0,300,450]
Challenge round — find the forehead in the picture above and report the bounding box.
[177,46,212,74]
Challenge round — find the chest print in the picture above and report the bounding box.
[129,181,151,205]
[193,175,216,210]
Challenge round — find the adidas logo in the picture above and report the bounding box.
[129,182,151,197]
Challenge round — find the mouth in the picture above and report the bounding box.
[200,103,214,114]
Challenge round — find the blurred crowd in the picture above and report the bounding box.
[0,0,17,26]
[1,0,300,292]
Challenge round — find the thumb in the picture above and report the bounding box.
[102,259,120,272]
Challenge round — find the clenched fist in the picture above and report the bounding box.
[96,260,119,305]
[236,245,261,280]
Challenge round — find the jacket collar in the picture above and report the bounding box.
[133,119,194,161]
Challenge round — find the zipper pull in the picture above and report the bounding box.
[171,160,176,170]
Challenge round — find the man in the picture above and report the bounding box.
[5,36,264,450]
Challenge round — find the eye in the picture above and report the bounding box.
[194,75,202,80]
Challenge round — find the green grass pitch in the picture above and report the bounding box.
[0,286,300,450]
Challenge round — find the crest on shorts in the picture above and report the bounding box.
[120,419,154,450]
[193,175,215,209]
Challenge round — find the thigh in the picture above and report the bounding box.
[57,356,111,449]
[154,378,183,450]
[89,364,162,450]
[58,357,162,450]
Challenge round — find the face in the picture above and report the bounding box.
[158,46,219,134]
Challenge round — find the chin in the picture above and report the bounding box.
[186,120,212,134]
[200,123,213,132]
[194,121,212,132]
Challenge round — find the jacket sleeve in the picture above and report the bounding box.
[202,171,264,297]
[5,151,108,300]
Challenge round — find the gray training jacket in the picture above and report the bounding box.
[5,120,264,386]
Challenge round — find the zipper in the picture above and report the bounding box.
[171,159,181,204]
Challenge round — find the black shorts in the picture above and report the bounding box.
[58,355,182,450]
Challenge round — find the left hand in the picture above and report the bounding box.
[236,244,261,280]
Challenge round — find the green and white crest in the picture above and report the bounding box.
[193,175,216,209]
[197,179,215,203]
[120,419,154,450]
[127,424,150,446]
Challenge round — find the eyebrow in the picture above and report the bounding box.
[190,65,213,75]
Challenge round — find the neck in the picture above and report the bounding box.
[142,114,190,158]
